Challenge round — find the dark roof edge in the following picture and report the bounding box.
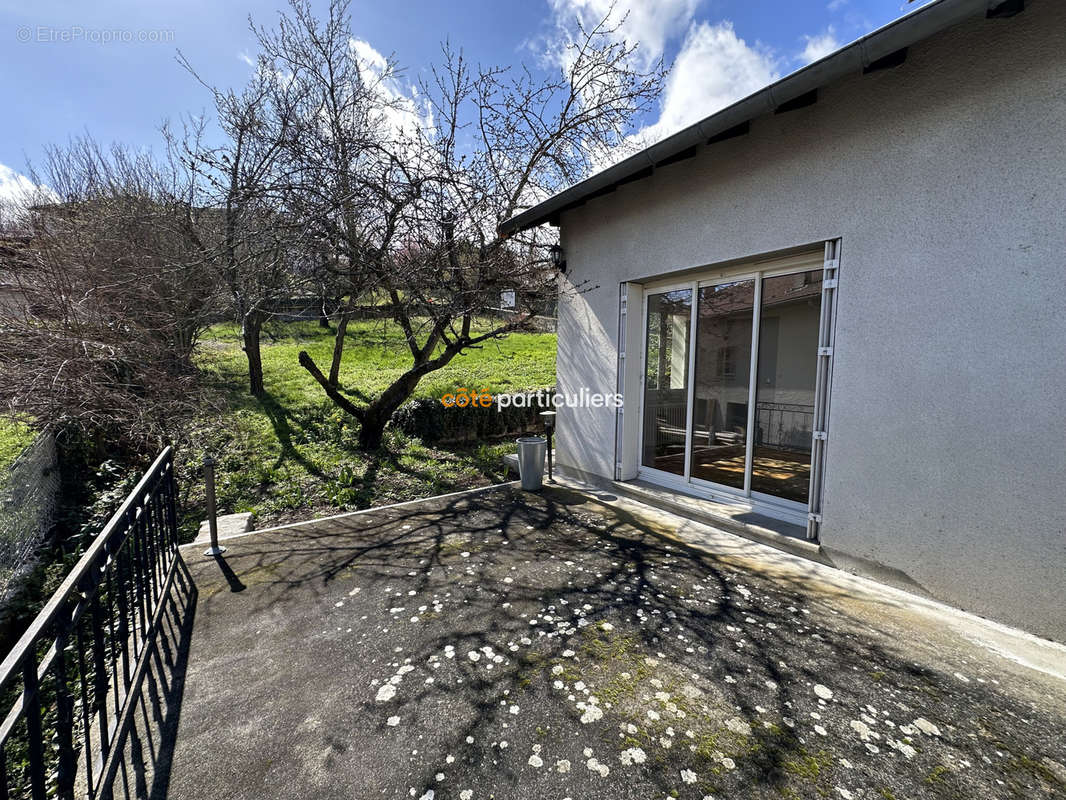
[498,0,1001,237]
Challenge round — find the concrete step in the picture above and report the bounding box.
[603,478,830,565]
[195,512,254,545]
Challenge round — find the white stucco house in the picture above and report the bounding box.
[499,0,1066,641]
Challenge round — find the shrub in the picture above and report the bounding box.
[392,389,555,444]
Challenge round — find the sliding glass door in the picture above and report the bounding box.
[641,289,692,476]
[751,270,822,504]
[689,280,755,491]
[640,259,825,511]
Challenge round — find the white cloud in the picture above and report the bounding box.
[0,164,34,203]
[350,39,388,74]
[348,38,432,139]
[799,27,840,64]
[237,36,431,142]
[547,0,700,68]
[0,164,52,224]
[545,4,782,156]
[827,0,848,10]
[637,21,779,144]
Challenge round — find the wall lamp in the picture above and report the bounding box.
[549,244,566,273]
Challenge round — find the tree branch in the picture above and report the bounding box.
[298,350,366,421]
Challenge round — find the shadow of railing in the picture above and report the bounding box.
[109,556,197,800]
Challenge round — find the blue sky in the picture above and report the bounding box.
[0,0,928,205]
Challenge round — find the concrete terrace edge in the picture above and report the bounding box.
[178,480,521,549]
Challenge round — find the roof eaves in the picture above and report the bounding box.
[498,0,998,237]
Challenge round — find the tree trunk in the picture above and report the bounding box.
[300,334,471,451]
[356,406,390,450]
[318,293,331,328]
[328,312,350,387]
[355,364,439,449]
[243,312,265,396]
[357,381,413,449]
[303,349,441,450]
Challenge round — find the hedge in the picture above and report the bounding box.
[392,389,556,444]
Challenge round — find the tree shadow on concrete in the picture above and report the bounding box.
[175,486,1066,799]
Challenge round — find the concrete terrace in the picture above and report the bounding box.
[126,484,1066,800]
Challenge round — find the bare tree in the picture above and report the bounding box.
[251,0,410,390]
[259,4,663,448]
[0,139,216,448]
[176,46,311,396]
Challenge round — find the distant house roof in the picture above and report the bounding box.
[498,0,1022,237]
[0,234,31,266]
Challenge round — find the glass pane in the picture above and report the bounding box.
[752,270,823,503]
[689,280,755,490]
[642,289,692,475]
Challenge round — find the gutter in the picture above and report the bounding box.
[498,0,1017,237]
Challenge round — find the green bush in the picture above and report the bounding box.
[0,419,36,473]
[392,389,555,444]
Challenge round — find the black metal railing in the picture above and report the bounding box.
[0,447,180,800]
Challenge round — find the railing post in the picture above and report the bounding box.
[52,603,76,800]
[202,456,226,557]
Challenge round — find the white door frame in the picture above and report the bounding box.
[637,280,697,488]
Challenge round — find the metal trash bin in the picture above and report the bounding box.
[515,436,547,491]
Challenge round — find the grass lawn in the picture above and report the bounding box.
[182,318,556,538]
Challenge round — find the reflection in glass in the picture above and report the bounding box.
[752,270,823,503]
[688,280,755,489]
[641,290,692,475]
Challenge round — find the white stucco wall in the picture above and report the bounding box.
[553,0,1066,641]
